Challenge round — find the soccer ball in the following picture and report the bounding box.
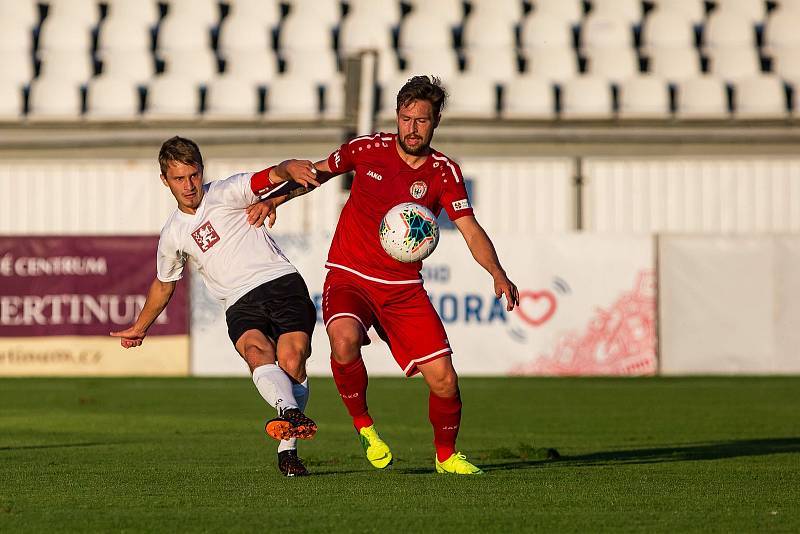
[379,202,440,263]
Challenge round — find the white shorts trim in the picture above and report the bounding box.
[403,347,452,376]
[325,312,368,334]
[325,262,423,285]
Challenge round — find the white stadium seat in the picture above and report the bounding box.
[0,51,34,86]
[0,19,33,54]
[37,17,93,54]
[227,0,281,27]
[532,0,583,25]
[339,14,394,56]
[0,0,39,29]
[560,76,614,119]
[733,75,788,118]
[104,0,160,28]
[224,50,279,85]
[584,46,639,83]
[287,0,341,27]
[162,0,219,28]
[279,13,333,53]
[46,0,99,28]
[470,0,524,22]
[28,76,83,120]
[404,48,460,81]
[398,12,453,53]
[85,76,140,120]
[703,11,755,49]
[617,75,671,119]
[464,47,519,83]
[646,46,701,82]
[770,47,800,85]
[520,12,574,50]
[160,49,219,84]
[157,15,212,55]
[712,0,767,23]
[502,76,555,119]
[378,76,407,120]
[97,16,152,54]
[675,76,729,119]
[376,50,402,84]
[37,50,94,85]
[648,0,705,25]
[462,12,516,49]
[0,80,23,120]
[707,45,762,82]
[763,8,800,52]
[406,0,463,27]
[443,75,497,119]
[525,46,578,82]
[581,13,633,50]
[283,49,339,85]
[323,76,345,119]
[640,10,696,51]
[590,0,644,24]
[265,77,320,120]
[145,75,200,120]
[204,77,260,119]
[217,16,271,56]
[346,0,402,29]
[100,50,155,85]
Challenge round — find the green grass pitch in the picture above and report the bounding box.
[1,377,799,533]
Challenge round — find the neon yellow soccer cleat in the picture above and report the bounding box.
[435,452,485,475]
[358,425,393,469]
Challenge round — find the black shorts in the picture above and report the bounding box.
[225,272,316,346]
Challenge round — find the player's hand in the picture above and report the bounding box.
[493,272,519,312]
[281,159,320,188]
[110,325,147,349]
[246,198,278,228]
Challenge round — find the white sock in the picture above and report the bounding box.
[278,378,309,453]
[252,364,298,415]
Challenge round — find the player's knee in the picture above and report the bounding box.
[328,326,361,361]
[429,371,459,397]
[278,345,309,380]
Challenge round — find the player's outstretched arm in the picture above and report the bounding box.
[454,216,520,311]
[110,278,176,348]
[247,159,340,227]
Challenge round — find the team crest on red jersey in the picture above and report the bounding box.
[191,221,220,252]
[410,181,428,199]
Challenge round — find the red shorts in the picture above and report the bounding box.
[322,267,452,376]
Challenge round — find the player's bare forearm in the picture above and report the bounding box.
[110,278,176,347]
[455,216,519,310]
[261,159,340,203]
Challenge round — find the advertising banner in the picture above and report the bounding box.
[191,233,656,377]
[0,236,189,376]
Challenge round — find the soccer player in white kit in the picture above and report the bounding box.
[111,136,317,477]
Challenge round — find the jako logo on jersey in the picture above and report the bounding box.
[367,170,383,181]
[191,221,220,252]
[452,199,470,211]
[410,180,428,199]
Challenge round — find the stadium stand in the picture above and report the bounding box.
[675,76,730,119]
[85,75,140,120]
[0,0,797,121]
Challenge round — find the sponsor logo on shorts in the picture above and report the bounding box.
[410,180,428,199]
[452,199,470,211]
[367,170,383,181]
[191,221,220,252]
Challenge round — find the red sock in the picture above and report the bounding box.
[429,391,462,462]
[330,356,373,431]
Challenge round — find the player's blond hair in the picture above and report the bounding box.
[158,136,204,174]
[396,75,448,116]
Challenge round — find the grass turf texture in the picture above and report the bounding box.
[1,377,798,533]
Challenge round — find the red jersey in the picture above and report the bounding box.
[325,132,474,283]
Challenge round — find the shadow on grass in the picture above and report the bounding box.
[482,437,800,471]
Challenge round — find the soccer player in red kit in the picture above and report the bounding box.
[250,76,519,474]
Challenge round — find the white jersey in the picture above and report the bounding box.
[157,172,297,309]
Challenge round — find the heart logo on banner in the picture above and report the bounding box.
[515,290,557,326]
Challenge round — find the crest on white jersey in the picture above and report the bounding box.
[192,221,220,252]
[410,180,428,199]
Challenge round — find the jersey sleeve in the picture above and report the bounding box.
[326,141,356,174]
[439,160,474,221]
[156,231,185,283]
[213,169,276,208]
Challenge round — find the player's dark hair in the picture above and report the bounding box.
[396,75,448,116]
[158,136,204,174]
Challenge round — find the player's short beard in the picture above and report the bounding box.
[397,132,431,156]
